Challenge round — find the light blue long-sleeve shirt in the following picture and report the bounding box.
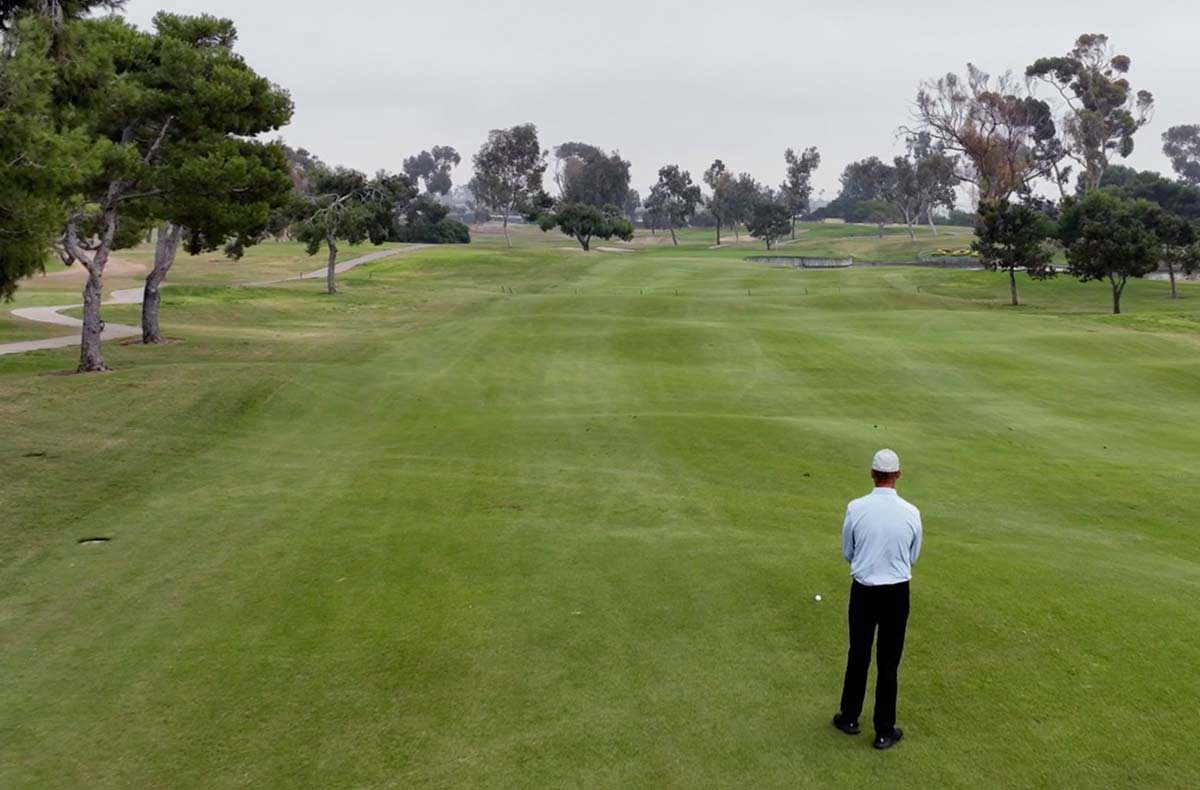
[842,488,922,586]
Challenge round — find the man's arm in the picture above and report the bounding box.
[909,511,923,565]
[842,505,855,563]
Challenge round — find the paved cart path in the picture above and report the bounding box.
[0,246,426,357]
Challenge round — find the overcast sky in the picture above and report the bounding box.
[126,0,1197,200]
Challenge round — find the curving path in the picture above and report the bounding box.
[0,246,427,357]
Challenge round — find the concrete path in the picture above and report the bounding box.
[0,245,427,357]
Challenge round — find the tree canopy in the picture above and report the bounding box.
[973,198,1057,305]
[536,202,633,251]
[781,146,821,237]
[403,145,461,195]
[645,165,702,246]
[553,142,632,208]
[471,123,546,247]
[1027,33,1154,193]
[1162,125,1200,187]
[1058,189,1162,314]
[746,192,791,250]
[909,65,1061,202]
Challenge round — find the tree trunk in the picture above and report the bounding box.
[78,258,108,372]
[907,222,916,242]
[928,213,938,236]
[716,219,721,246]
[141,223,182,344]
[791,216,796,240]
[1008,267,1019,306]
[669,224,677,246]
[502,203,512,248]
[1168,262,1179,299]
[326,234,338,294]
[735,224,740,242]
[579,234,590,251]
[1111,274,1125,314]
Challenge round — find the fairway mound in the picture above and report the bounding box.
[746,256,853,269]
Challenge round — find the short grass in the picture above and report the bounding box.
[2,226,1199,788]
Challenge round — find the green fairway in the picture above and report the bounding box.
[3,228,1199,788]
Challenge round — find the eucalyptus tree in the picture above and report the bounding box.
[403,145,461,195]
[727,172,761,241]
[907,65,1061,202]
[1027,34,1154,193]
[471,123,547,247]
[886,135,958,240]
[622,188,640,223]
[703,159,733,245]
[553,142,631,208]
[1162,125,1200,187]
[646,165,702,246]
[47,12,292,372]
[781,146,821,238]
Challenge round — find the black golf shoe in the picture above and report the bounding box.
[832,713,861,735]
[873,727,904,750]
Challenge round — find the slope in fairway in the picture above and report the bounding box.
[2,231,1199,788]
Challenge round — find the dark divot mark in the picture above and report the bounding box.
[22,451,47,458]
[78,537,111,545]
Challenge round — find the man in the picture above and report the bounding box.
[832,449,922,750]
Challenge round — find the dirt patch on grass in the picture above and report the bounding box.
[26,255,147,281]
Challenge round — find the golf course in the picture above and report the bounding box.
[2,224,1198,788]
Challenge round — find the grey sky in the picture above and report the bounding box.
[128,0,1198,200]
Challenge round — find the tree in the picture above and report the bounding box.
[393,194,470,244]
[142,136,293,343]
[622,187,640,223]
[703,159,733,245]
[1162,125,1200,187]
[403,145,461,195]
[1099,165,1200,221]
[552,142,631,207]
[1026,34,1154,193]
[781,146,821,238]
[1147,211,1200,300]
[536,202,633,251]
[746,191,791,250]
[973,198,1057,306]
[0,15,83,300]
[293,167,409,294]
[819,157,895,222]
[472,124,546,248]
[46,12,292,372]
[908,65,1062,202]
[1058,190,1161,314]
[858,200,899,238]
[726,172,761,240]
[646,165,702,246]
[0,0,123,31]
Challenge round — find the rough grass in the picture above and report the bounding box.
[2,229,1199,788]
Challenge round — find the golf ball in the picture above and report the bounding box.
[814,594,823,602]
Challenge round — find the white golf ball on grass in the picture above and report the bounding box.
[814,594,822,602]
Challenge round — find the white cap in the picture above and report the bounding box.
[871,448,901,473]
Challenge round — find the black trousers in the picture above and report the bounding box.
[838,579,910,737]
